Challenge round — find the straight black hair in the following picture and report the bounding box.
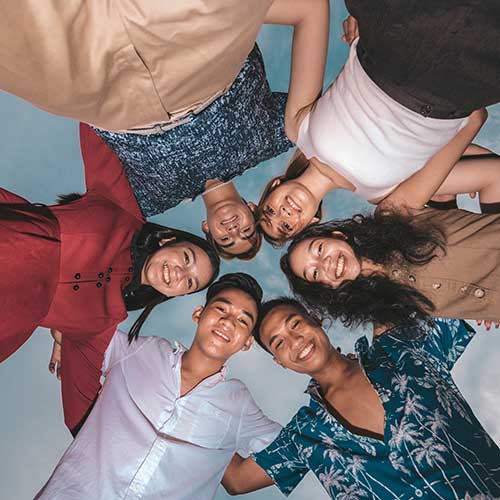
[126,222,221,342]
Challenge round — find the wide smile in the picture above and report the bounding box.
[162,262,171,286]
[285,195,302,213]
[335,253,346,280]
[212,329,231,343]
[221,214,238,226]
[296,341,315,362]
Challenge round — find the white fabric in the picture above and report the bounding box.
[36,330,281,500]
[297,38,469,201]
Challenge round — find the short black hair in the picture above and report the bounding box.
[205,273,263,333]
[254,297,322,353]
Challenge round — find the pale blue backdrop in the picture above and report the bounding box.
[1,2,500,499]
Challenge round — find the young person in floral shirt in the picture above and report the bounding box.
[222,298,500,499]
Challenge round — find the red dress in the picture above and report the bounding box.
[0,124,145,431]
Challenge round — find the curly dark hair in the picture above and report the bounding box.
[280,211,447,329]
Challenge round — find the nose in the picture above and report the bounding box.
[323,255,333,275]
[289,330,304,349]
[280,204,292,217]
[173,265,186,283]
[227,223,239,234]
[218,315,235,332]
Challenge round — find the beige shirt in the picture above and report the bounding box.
[391,208,500,322]
[0,0,273,131]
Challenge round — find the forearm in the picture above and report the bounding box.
[381,111,487,211]
[266,0,330,142]
[222,454,274,495]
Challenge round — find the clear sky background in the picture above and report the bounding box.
[1,2,500,499]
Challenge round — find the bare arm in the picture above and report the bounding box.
[265,0,330,143]
[377,108,488,213]
[222,454,274,495]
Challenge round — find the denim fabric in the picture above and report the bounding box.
[346,0,500,118]
[95,45,292,217]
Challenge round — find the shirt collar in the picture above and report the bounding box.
[172,341,228,387]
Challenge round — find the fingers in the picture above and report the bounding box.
[476,320,500,331]
[341,16,359,45]
[469,192,477,199]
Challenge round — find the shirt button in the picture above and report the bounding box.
[98,272,104,278]
[474,288,486,298]
[415,490,423,498]
[73,285,80,291]
[420,104,433,116]
[108,267,113,273]
[105,277,111,282]
[124,276,130,282]
[408,275,416,283]
[432,282,441,290]
[391,269,400,278]
[74,273,81,280]
[128,267,134,272]
[460,285,468,293]
[96,282,103,288]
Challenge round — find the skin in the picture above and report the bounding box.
[141,239,214,297]
[202,180,258,255]
[289,233,363,288]
[180,288,258,396]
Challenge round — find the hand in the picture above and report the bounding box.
[476,320,500,331]
[341,16,359,45]
[48,329,62,380]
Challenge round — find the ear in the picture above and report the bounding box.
[201,220,209,235]
[331,230,347,240]
[192,305,204,324]
[270,178,282,190]
[240,335,254,352]
[159,237,176,247]
[310,215,321,225]
[246,201,257,214]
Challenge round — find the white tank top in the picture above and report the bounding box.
[297,38,469,201]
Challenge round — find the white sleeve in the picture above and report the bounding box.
[101,329,151,375]
[237,391,282,457]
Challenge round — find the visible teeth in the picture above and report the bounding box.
[335,254,345,279]
[298,342,314,360]
[286,196,302,213]
[214,330,230,342]
[163,262,171,285]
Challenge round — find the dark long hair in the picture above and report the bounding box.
[281,211,447,328]
[125,222,221,342]
[257,149,323,247]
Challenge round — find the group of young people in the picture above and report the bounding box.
[1,0,500,498]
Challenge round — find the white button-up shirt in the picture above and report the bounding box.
[36,330,281,500]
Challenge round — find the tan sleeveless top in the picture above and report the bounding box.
[0,0,273,131]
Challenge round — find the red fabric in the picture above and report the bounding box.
[1,124,145,431]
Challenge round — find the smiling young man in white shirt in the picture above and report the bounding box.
[36,273,280,500]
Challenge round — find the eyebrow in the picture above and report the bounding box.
[212,297,255,322]
[268,313,294,349]
[241,230,256,241]
[303,239,316,280]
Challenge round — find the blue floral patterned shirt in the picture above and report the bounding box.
[254,319,500,499]
[96,45,292,217]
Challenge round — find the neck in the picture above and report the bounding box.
[298,161,338,202]
[311,347,357,394]
[203,180,240,207]
[181,342,225,385]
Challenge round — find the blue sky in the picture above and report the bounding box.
[1,2,500,499]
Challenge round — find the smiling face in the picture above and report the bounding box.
[141,241,214,297]
[259,304,333,374]
[203,199,258,255]
[289,235,362,288]
[193,288,258,362]
[259,180,320,242]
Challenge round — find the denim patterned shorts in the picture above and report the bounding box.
[96,45,292,216]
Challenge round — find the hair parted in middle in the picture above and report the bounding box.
[280,210,447,329]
